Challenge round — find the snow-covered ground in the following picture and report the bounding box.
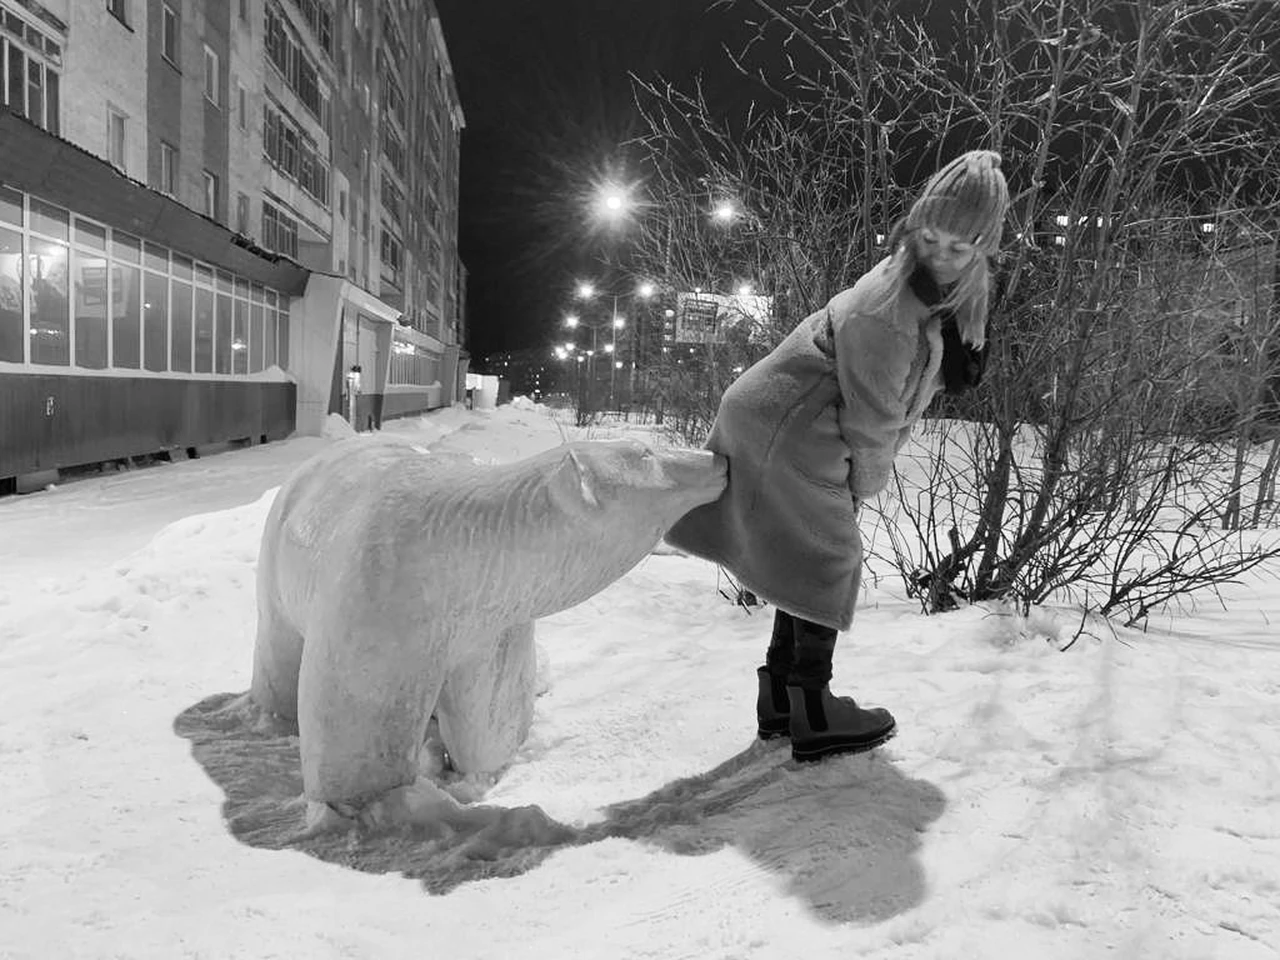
[1,401,1277,959]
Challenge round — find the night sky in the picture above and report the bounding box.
[434,0,758,360]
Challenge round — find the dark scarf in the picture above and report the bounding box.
[907,266,988,395]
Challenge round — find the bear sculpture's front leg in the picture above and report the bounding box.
[435,620,538,775]
[297,599,448,805]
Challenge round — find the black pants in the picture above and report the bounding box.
[765,609,838,690]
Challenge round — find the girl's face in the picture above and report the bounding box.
[916,227,977,284]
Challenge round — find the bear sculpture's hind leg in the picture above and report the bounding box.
[250,601,305,720]
[297,612,448,805]
[435,620,538,775]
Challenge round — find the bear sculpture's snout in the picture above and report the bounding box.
[656,448,728,505]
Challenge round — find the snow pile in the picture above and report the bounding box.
[0,402,1277,959]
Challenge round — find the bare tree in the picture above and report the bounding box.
[632,0,1280,623]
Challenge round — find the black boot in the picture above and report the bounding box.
[756,666,791,740]
[786,686,896,762]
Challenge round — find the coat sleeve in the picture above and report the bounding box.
[831,306,918,500]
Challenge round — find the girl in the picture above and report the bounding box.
[666,150,1009,762]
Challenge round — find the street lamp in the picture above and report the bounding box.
[712,199,738,223]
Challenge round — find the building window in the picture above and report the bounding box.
[159,141,177,194]
[236,192,249,234]
[107,108,127,171]
[264,3,325,120]
[239,0,248,22]
[380,225,403,287]
[261,200,298,259]
[162,4,179,64]
[202,170,218,218]
[2,36,61,135]
[107,0,129,27]
[262,101,330,206]
[203,45,219,106]
[237,83,247,130]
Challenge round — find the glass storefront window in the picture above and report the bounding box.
[193,285,213,372]
[264,308,278,368]
[0,226,23,362]
[111,263,141,368]
[233,298,248,375]
[1,188,288,378]
[144,271,168,372]
[277,307,289,367]
[29,238,69,365]
[249,301,264,373]
[72,247,108,369]
[75,218,106,251]
[0,186,21,226]
[144,242,168,274]
[215,293,232,374]
[112,232,141,264]
[29,198,68,242]
[170,280,192,373]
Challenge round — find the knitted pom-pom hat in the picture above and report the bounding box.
[905,150,1009,254]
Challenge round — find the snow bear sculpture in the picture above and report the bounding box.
[250,434,727,812]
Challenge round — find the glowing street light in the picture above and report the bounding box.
[736,283,753,297]
[613,316,626,330]
[564,314,580,328]
[593,181,636,223]
[637,282,656,299]
[576,282,596,300]
[712,200,737,223]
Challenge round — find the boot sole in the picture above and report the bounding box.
[791,722,897,763]
[757,718,790,740]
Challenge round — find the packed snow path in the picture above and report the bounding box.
[1,402,1277,959]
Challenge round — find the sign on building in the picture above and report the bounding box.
[673,291,772,344]
[675,295,722,343]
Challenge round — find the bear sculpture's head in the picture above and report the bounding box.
[560,439,727,528]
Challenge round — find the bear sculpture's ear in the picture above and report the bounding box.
[566,448,600,508]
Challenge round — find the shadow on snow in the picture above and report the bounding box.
[174,690,946,925]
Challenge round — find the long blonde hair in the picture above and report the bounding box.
[871,218,993,348]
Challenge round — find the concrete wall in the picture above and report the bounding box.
[61,0,148,180]
[289,274,344,436]
[227,0,265,237]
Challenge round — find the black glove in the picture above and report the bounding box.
[939,310,987,395]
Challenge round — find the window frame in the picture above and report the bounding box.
[202,170,218,219]
[106,106,127,171]
[106,0,129,28]
[161,3,179,65]
[159,140,177,195]
[202,44,219,106]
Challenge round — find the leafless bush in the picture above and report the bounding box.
[631,0,1280,623]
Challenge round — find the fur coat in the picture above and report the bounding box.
[665,256,945,631]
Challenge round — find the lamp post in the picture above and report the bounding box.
[573,279,659,413]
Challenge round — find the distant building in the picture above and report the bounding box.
[0,0,468,490]
[478,348,554,402]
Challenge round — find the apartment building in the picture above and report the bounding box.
[0,0,467,488]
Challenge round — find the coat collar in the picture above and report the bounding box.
[907,264,949,310]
